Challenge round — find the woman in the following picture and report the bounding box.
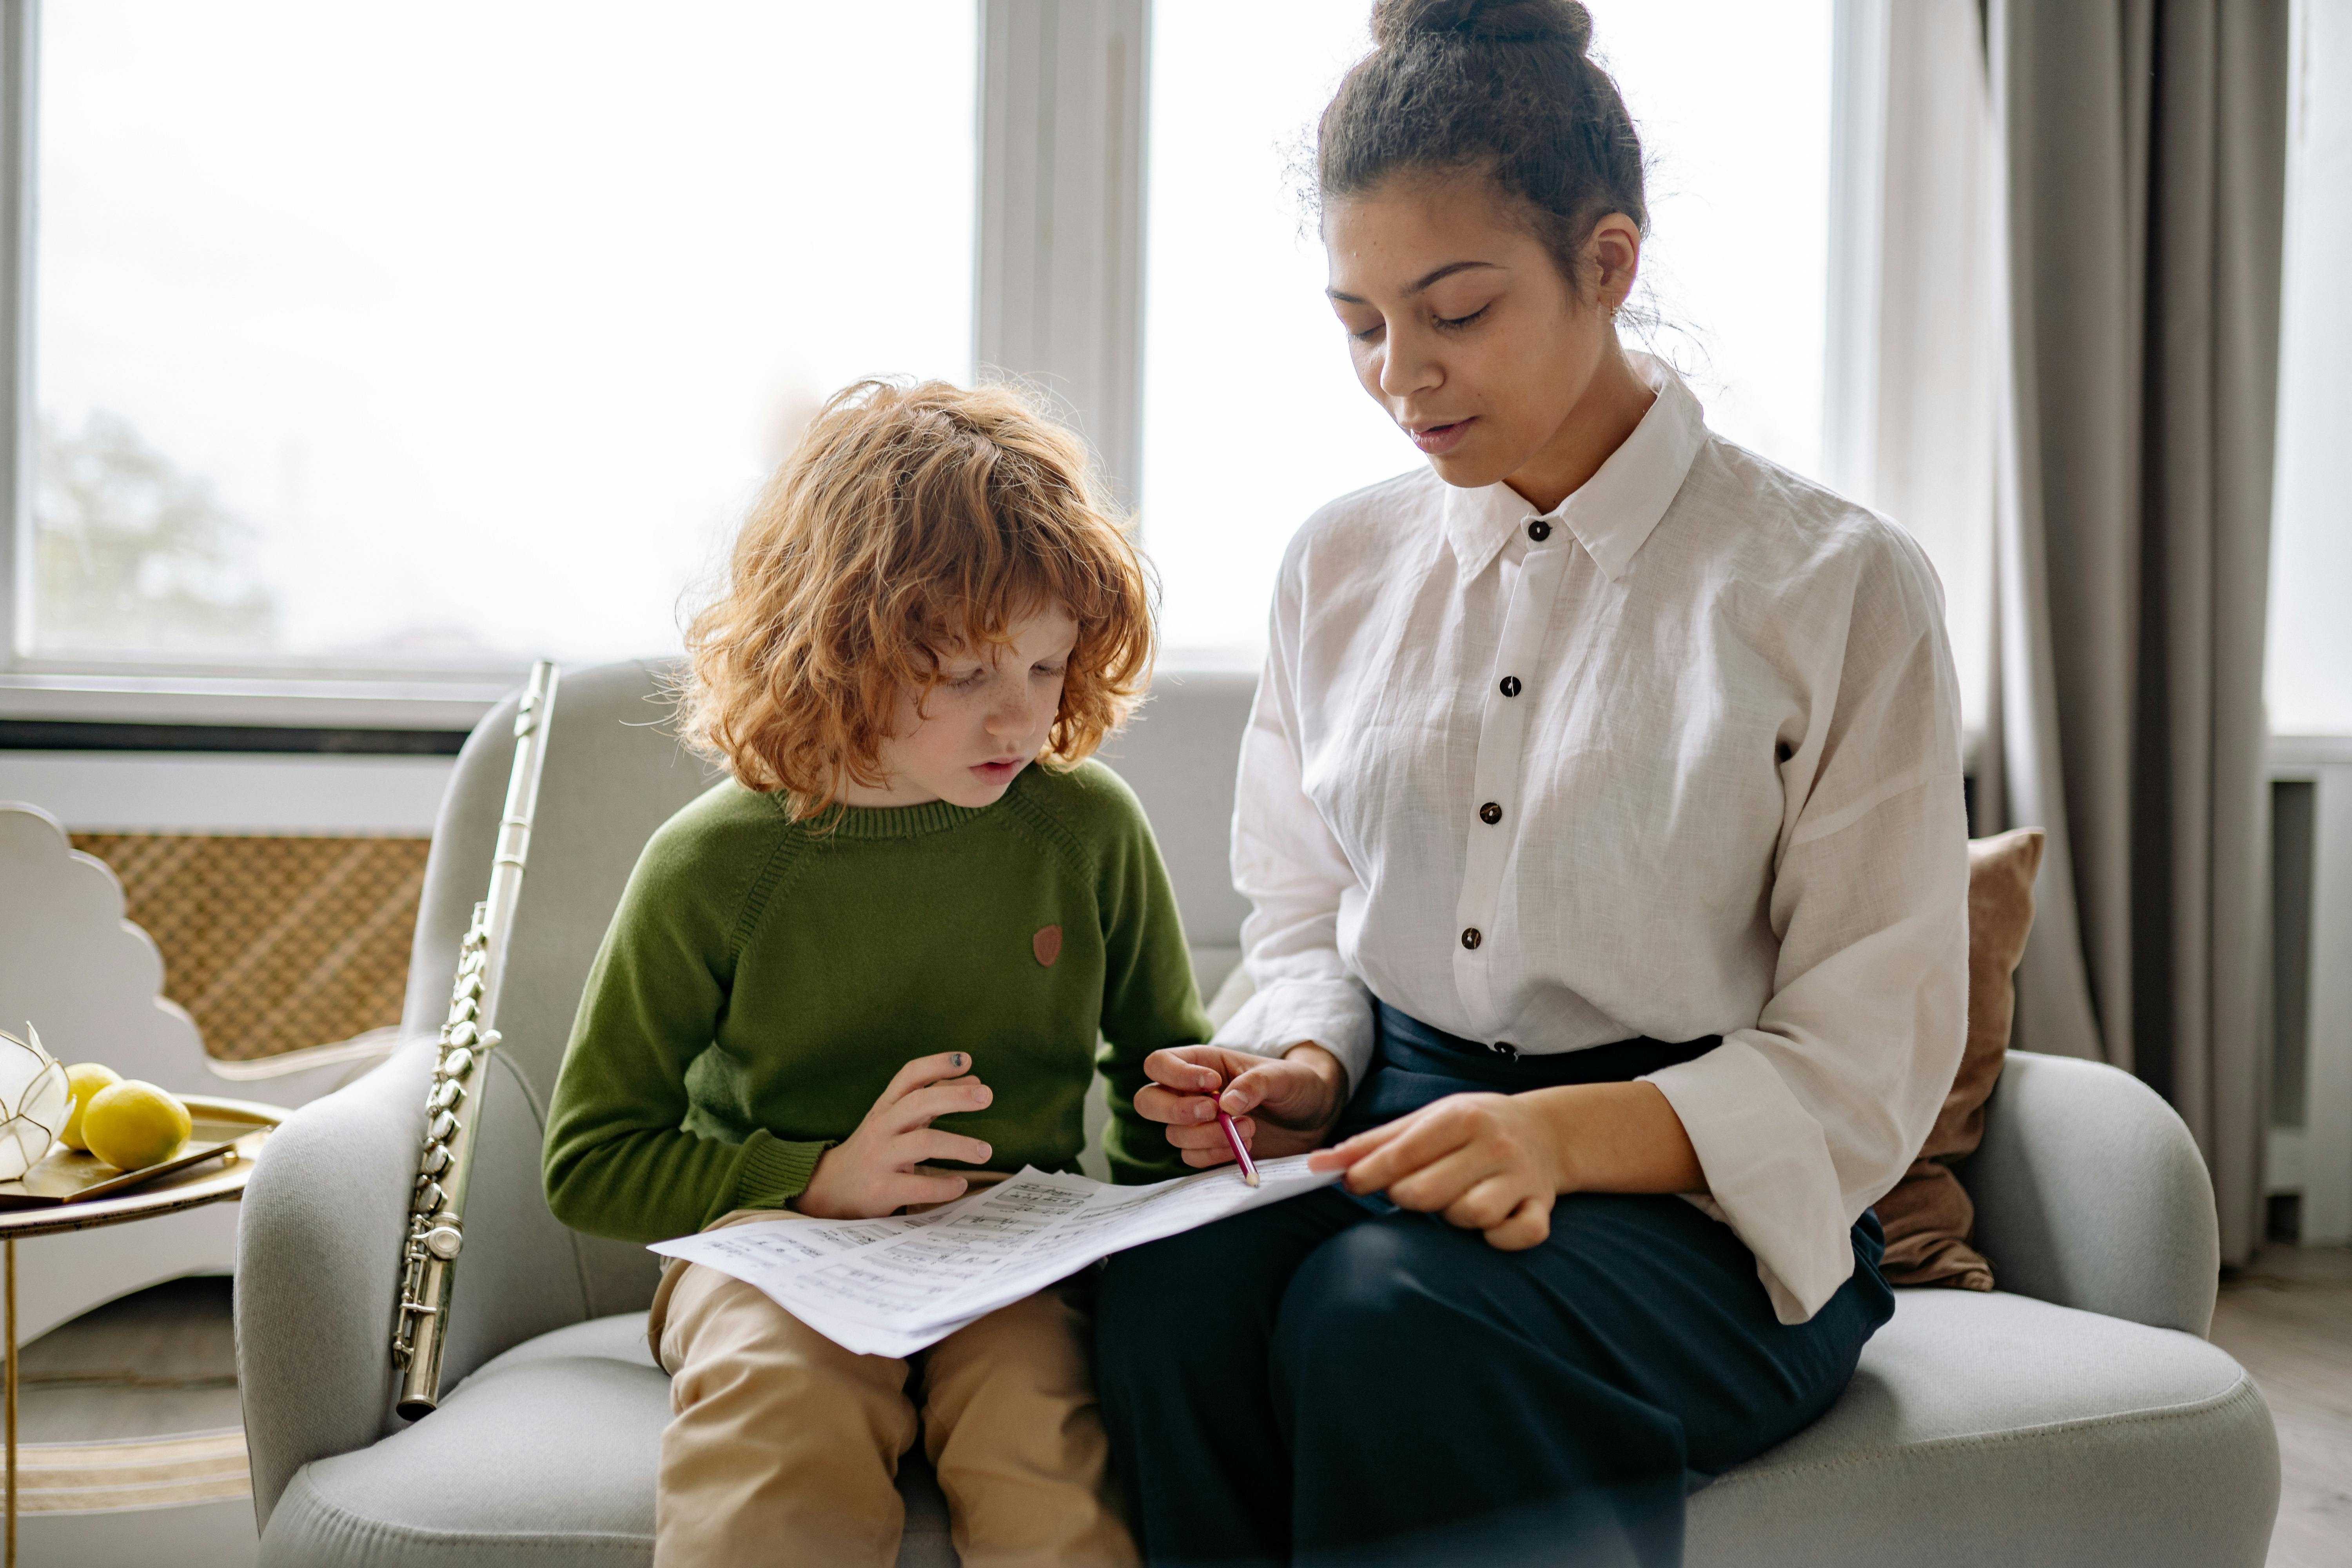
[1094,2,1968,1564]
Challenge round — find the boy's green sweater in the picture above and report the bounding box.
[543,760,1212,1243]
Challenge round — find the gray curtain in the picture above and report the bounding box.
[1979,0,2289,1265]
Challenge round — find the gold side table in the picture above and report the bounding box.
[0,1096,285,1568]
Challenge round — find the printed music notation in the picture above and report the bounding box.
[652,1155,1341,1356]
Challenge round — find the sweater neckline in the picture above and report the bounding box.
[792,793,999,841]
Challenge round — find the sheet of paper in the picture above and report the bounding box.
[652,1154,1343,1357]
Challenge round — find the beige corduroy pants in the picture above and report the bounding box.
[647,1207,1138,1568]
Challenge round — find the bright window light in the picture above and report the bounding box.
[32,0,976,670]
[1143,0,1836,655]
[2266,0,2352,736]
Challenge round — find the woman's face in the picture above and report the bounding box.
[1325,175,1641,497]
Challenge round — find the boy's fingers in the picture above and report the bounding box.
[887,1172,971,1210]
[903,1130,993,1167]
[882,1051,975,1105]
[888,1078,993,1131]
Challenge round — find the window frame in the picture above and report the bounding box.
[0,0,1149,730]
[0,0,1883,732]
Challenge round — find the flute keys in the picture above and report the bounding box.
[446,1021,479,1050]
[428,1079,463,1112]
[439,1047,475,1081]
[413,1178,445,1214]
[423,1225,463,1260]
[429,1109,459,1142]
[420,1142,451,1175]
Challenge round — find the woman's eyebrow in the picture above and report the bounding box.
[1327,259,1506,303]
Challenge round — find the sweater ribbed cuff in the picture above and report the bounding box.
[728,1131,833,1211]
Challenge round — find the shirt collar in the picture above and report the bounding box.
[1439,354,1708,583]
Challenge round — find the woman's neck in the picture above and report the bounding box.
[1501,341,1657,515]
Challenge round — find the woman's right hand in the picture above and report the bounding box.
[792,1051,995,1219]
[1135,1043,1348,1168]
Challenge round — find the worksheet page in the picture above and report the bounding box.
[652,1154,1343,1356]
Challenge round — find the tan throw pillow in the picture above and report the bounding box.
[1875,826,2047,1290]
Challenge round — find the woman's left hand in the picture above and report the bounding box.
[1307,1091,1564,1251]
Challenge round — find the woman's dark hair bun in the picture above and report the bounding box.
[1369,0,1592,51]
[1325,0,1641,293]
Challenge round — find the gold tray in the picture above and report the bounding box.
[0,1098,276,1210]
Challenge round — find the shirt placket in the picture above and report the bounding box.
[1452,517,1573,1034]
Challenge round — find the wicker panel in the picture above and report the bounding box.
[68,835,430,1061]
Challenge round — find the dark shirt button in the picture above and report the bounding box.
[1489,1040,1519,1059]
[1527,519,1552,542]
[1499,675,1522,698]
[1461,927,1483,950]
[1479,802,1502,825]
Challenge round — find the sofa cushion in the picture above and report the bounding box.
[262,1286,2274,1568]
[258,1314,951,1568]
[1687,1287,2277,1567]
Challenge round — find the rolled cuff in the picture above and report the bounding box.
[1643,1034,1855,1324]
[719,1131,833,1221]
[1212,976,1375,1094]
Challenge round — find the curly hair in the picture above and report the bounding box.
[678,379,1154,818]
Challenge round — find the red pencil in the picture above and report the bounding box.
[1213,1097,1260,1187]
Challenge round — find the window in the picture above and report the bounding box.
[28,0,975,673]
[1142,0,1837,656]
[2267,0,2352,737]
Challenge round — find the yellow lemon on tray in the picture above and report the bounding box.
[59,1062,122,1151]
[80,1080,193,1172]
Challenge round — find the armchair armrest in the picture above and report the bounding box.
[1962,1050,2220,1336]
[236,1035,437,1527]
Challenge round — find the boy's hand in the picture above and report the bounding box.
[792,1052,995,1219]
[1134,1043,1347,1168]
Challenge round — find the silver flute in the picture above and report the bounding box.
[392,660,560,1420]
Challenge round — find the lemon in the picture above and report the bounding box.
[59,1062,122,1151]
[80,1080,193,1171]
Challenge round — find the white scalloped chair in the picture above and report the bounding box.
[0,802,397,1340]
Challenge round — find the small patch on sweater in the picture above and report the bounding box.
[1033,925,1063,967]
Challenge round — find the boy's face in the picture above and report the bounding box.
[850,602,1080,810]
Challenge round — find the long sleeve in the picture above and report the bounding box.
[543,833,828,1243]
[1644,531,1970,1323]
[1091,771,1220,1185]
[1211,558,1377,1089]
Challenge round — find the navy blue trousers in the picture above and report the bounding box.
[1095,1004,1894,1568]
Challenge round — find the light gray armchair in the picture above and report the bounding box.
[236,661,2279,1567]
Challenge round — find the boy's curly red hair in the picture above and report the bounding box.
[679,379,1154,818]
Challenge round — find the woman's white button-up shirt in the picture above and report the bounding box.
[1214,356,1969,1323]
